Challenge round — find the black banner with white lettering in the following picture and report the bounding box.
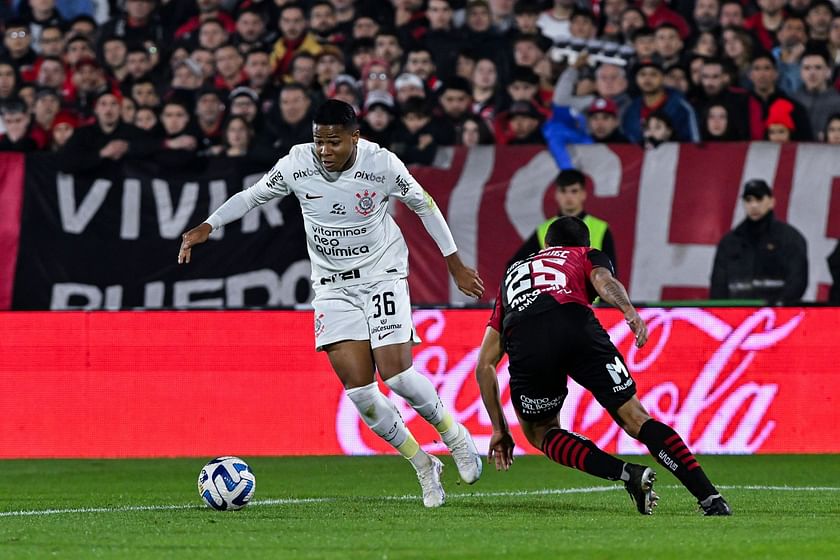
[13,154,310,309]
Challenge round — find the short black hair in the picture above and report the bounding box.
[0,97,27,116]
[281,81,309,96]
[244,48,270,62]
[65,35,93,49]
[401,96,429,117]
[801,45,831,67]
[555,168,585,189]
[545,216,590,248]
[3,18,28,30]
[279,2,305,17]
[824,112,840,137]
[655,22,681,36]
[69,14,97,28]
[751,52,777,68]
[313,99,358,129]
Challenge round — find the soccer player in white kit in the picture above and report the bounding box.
[178,100,484,507]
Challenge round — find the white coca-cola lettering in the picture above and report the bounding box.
[336,308,802,455]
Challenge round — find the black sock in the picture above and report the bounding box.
[541,428,625,481]
[637,419,717,501]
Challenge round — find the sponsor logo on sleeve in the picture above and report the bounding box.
[265,169,284,189]
[395,174,411,196]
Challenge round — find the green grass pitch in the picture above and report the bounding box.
[1,455,838,559]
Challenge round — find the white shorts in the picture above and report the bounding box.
[312,278,421,351]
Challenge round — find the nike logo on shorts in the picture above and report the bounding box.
[305,194,323,199]
[378,331,395,340]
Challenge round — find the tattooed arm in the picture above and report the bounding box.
[590,267,648,348]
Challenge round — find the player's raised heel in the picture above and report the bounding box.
[414,455,445,508]
[700,495,732,516]
[624,464,658,515]
[447,423,483,484]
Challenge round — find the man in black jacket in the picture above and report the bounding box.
[58,91,156,174]
[710,179,808,304]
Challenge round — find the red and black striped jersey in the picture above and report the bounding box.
[488,246,613,333]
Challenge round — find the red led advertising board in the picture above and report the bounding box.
[1,308,837,458]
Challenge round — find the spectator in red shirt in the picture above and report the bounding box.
[744,0,786,52]
[32,87,61,140]
[232,8,271,53]
[505,100,546,144]
[765,98,795,142]
[50,110,78,151]
[639,0,690,39]
[175,0,236,41]
[719,0,744,28]
[747,53,813,140]
[197,18,230,51]
[309,0,346,47]
[213,44,246,91]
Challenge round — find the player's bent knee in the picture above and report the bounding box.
[520,417,560,449]
[613,397,651,439]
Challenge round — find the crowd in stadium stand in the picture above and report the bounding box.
[1,0,840,167]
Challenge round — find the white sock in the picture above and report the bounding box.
[385,367,459,446]
[345,382,423,460]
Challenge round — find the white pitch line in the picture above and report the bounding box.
[718,485,840,492]
[381,485,621,501]
[0,497,332,518]
[1,485,838,518]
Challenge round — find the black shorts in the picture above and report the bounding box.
[504,303,636,422]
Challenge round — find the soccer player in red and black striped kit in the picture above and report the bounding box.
[475,216,731,515]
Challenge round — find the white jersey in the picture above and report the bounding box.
[206,139,456,291]
[536,12,571,43]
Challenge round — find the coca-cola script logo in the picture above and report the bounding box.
[336,308,803,455]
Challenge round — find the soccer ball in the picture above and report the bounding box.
[197,456,256,511]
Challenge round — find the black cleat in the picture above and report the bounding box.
[700,495,732,516]
[624,464,658,515]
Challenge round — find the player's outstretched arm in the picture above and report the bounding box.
[445,252,485,299]
[177,159,288,264]
[178,223,212,264]
[590,267,648,348]
[475,326,515,471]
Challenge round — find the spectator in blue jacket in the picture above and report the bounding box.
[621,59,700,143]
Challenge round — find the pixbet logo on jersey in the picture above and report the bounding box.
[293,168,318,181]
[353,170,386,183]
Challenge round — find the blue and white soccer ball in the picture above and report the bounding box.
[197,456,256,511]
